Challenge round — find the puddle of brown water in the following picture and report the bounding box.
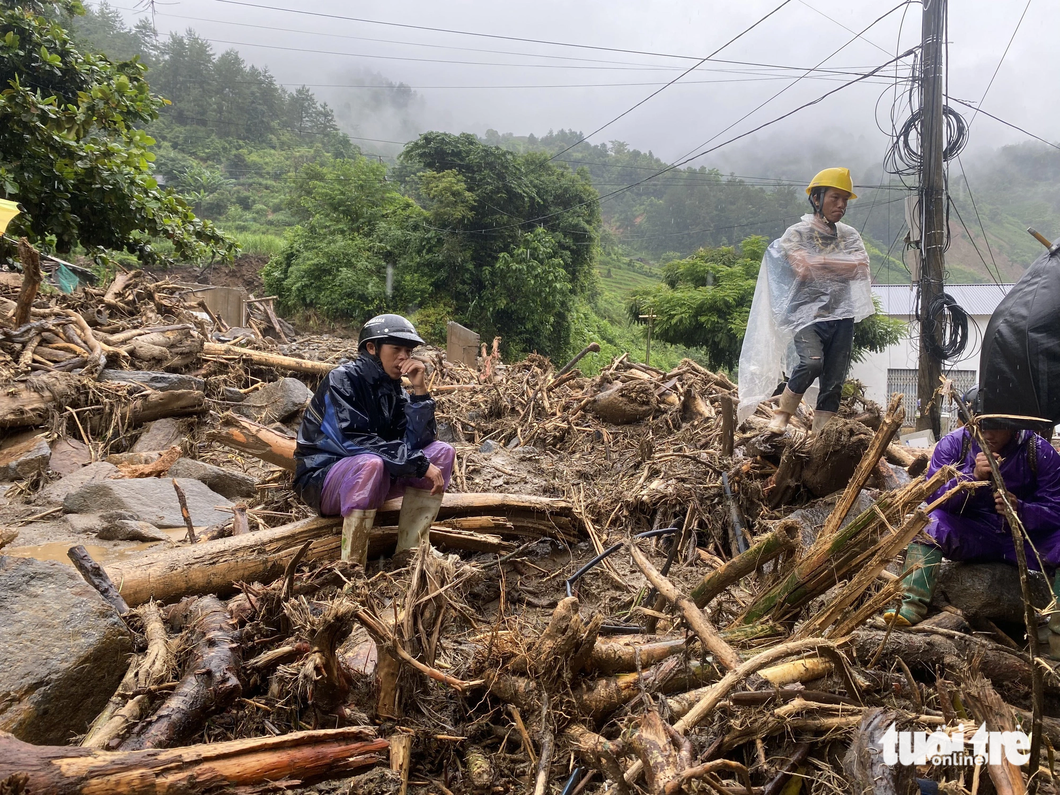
[4,529,186,564]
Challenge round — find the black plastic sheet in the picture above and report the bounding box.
[979,249,1060,426]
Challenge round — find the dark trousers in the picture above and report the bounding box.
[787,318,854,413]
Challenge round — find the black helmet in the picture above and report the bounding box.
[958,385,980,425]
[358,313,424,352]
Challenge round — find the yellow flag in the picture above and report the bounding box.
[0,199,19,234]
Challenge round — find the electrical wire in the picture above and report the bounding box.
[212,0,783,63]
[417,47,918,238]
[676,1,914,167]
[546,0,795,161]
[953,156,1004,286]
[921,292,968,361]
[947,98,1060,153]
[966,0,1034,131]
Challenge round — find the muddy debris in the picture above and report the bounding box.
[0,266,1056,794]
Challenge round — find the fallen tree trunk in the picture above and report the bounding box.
[0,727,385,794]
[208,413,297,470]
[202,342,333,376]
[119,595,241,750]
[849,627,1060,698]
[106,494,583,605]
[0,372,81,428]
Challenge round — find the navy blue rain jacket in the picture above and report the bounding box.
[294,354,436,514]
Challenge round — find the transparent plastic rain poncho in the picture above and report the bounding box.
[737,214,874,423]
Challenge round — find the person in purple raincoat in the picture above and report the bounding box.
[294,314,455,568]
[886,408,1060,651]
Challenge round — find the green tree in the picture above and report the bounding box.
[0,0,235,263]
[398,131,600,358]
[262,156,429,318]
[628,237,903,372]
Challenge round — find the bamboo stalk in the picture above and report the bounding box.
[689,522,798,608]
[817,393,904,543]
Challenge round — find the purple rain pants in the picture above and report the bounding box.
[318,441,456,517]
[925,509,1060,574]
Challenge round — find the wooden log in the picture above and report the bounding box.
[106,494,582,605]
[122,390,205,427]
[119,595,241,750]
[83,603,172,750]
[623,637,838,786]
[207,413,297,470]
[0,371,81,428]
[0,727,386,794]
[68,545,130,616]
[628,543,741,671]
[849,627,1060,697]
[817,393,904,542]
[842,709,913,795]
[13,238,41,327]
[202,341,332,376]
[719,393,735,457]
[689,522,798,609]
[103,270,134,310]
[590,380,658,424]
[587,637,688,675]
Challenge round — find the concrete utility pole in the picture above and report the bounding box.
[915,0,947,437]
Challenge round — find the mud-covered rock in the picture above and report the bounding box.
[0,556,133,744]
[130,417,184,454]
[238,377,312,423]
[48,438,91,476]
[39,461,120,506]
[933,561,1051,624]
[168,457,257,499]
[63,477,233,528]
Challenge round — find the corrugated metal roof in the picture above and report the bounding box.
[872,283,1012,317]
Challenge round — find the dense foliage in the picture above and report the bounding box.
[0,0,235,264]
[629,238,904,371]
[265,134,600,360]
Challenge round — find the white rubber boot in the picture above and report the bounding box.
[811,410,835,434]
[396,488,444,553]
[341,509,376,567]
[767,388,803,434]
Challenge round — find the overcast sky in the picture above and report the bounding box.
[114,0,1056,177]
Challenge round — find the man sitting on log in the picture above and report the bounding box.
[886,390,1060,653]
[294,314,454,567]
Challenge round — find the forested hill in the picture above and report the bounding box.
[66,3,1060,286]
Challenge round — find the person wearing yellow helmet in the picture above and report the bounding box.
[736,167,874,434]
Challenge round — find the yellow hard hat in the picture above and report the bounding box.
[806,168,856,200]
[0,199,19,234]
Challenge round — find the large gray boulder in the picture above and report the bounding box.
[63,477,234,528]
[167,458,257,500]
[932,561,1052,624]
[0,556,133,744]
[39,461,120,506]
[238,377,312,423]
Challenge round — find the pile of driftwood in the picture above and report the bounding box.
[1,260,1057,795]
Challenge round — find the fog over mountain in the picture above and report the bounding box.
[114,0,1055,174]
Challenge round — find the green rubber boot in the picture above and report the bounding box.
[884,542,942,627]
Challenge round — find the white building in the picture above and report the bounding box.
[848,283,1012,431]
